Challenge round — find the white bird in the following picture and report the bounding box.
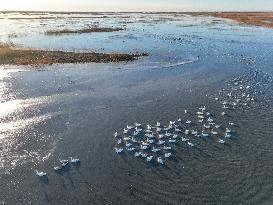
[169,139,176,143]
[170,121,175,125]
[221,112,226,116]
[163,146,172,150]
[141,153,148,158]
[181,137,189,142]
[123,129,128,134]
[207,117,214,122]
[175,127,181,132]
[158,140,165,145]
[147,125,152,130]
[117,139,122,145]
[123,136,130,141]
[135,127,142,132]
[156,122,161,127]
[191,130,197,135]
[70,157,80,164]
[128,147,135,152]
[158,134,164,139]
[203,124,210,129]
[135,123,141,127]
[202,131,209,137]
[219,139,225,144]
[127,125,133,130]
[184,110,188,114]
[134,152,141,157]
[114,132,118,138]
[157,157,164,164]
[165,153,172,158]
[115,148,124,154]
[165,132,172,137]
[146,156,153,162]
[140,145,148,150]
[172,134,178,139]
[35,170,47,177]
[229,122,235,126]
[145,133,154,138]
[177,118,182,122]
[152,147,160,152]
[60,159,69,167]
[156,127,162,132]
[211,130,218,135]
[199,106,206,111]
[133,131,139,136]
[187,142,194,147]
[53,166,62,171]
[215,125,220,129]
[185,130,190,135]
[185,120,191,124]
[142,141,149,146]
[225,133,231,138]
[226,128,232,133]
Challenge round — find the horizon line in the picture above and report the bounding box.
[1,10,273,13]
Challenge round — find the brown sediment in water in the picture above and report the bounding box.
[0,43,147,66]
[199,12,273,28]
[45,27,124,35]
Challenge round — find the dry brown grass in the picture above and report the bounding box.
[45,27,124,35]
[201,12,273,28]
[0,43,147,65]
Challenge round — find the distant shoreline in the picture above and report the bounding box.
[1,11,273,28]
[1,11,273,13]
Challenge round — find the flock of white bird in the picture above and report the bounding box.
[36,70,270,176]
[215,70,272,110]
[35,157,80,177]
[113,70,271,165]
[114,104,236,165]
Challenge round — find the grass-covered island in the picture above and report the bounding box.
[45,27,124,35]
[0,43,147,65]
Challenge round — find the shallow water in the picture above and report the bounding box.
[0,12,273,205]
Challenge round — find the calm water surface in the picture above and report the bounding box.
[0,12,273,205]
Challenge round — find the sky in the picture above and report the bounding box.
[0,0,273,12]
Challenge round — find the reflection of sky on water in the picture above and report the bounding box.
[0,69,60,174]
